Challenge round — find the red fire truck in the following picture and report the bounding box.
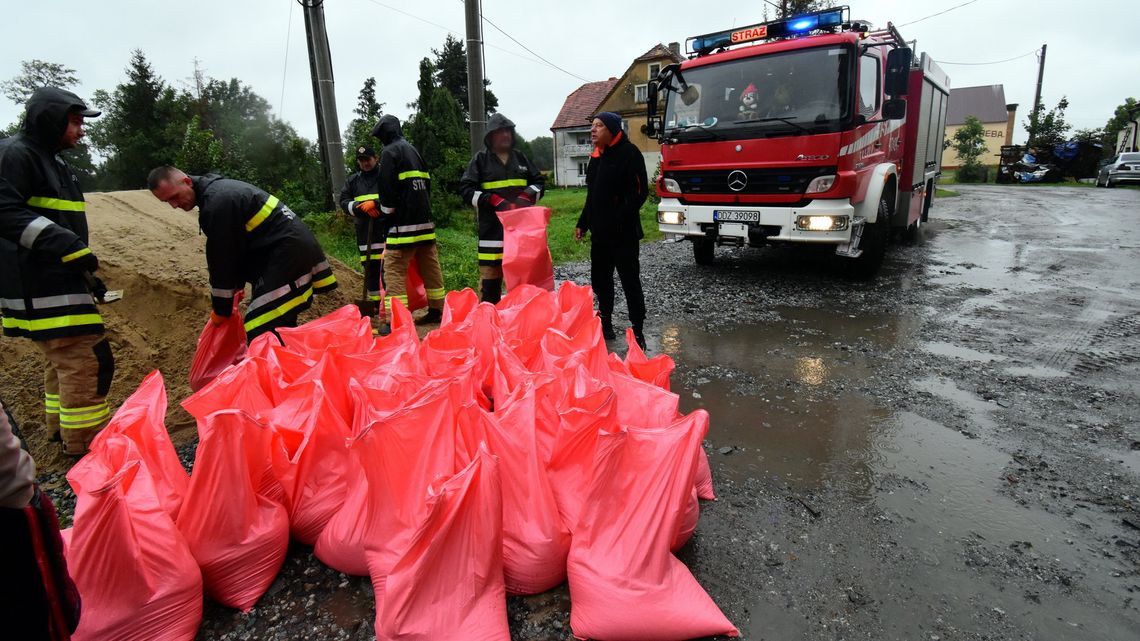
[647,6,949,276]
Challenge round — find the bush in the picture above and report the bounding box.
[956,164,990,183]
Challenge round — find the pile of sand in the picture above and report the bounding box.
[0,190,362,471]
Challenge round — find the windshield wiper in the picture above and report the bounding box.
[731,116,813,135]
[665,124,722,141]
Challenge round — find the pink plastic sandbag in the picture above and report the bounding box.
[373,444,509,641]
[496,205,554,292]
[315,381,459,577]
[181,356,278,434]
[548,366,619,532]
[440,288,479,327]
[275,304,373,357]
[566,410,738,640]
[622,327,676,390]
[189,291,247,392]
[555,281,598,339]
[178,410,290,611]
[406,257,429,312]
[66,435,203,641]
[264,379,354,545]
[483,382,570,594]
[88,370,188,521]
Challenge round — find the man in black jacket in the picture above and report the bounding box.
[459,113,544,303]
[574,112,649,349]
[370,115,446,327]
[0,87,113,456]
[147,166,337,341]
[338,145,386,307]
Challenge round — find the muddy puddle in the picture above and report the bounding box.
[660,305,1138,640]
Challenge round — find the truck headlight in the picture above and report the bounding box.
[805,175,836,194]
[795,215,848,231]
[658,210,685,225]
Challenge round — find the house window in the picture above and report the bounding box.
[635,83,648,104]
[577,134,591,145]
[648,62,661,81]
[578,161,589,176]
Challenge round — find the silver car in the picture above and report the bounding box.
[1096,151,1140,187]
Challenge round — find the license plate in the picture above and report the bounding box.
[714,209,760,223]
[719,222,749,238]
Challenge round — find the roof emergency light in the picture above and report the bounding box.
[686,6,849,55]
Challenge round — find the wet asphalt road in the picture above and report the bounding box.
[612,183,1140,641]
[145,183,1140,640]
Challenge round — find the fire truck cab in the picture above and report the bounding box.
[648,6,949,277]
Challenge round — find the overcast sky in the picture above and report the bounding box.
[2,0,1135,150]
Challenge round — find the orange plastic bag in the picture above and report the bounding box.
[189,292,247,392]
[566,410,738,640]
[372,444,509,641]
[66,435,203,641]
[484,382,569,594]
[178,410,290,611]
[496,205,554,292]
[315,381,459,577]
[89,370,188,521]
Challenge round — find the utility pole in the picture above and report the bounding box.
[300,0,346,208]
[465,0,487,155]
[1029,43,1047,144]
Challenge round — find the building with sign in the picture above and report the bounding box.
[550,44,683,186]
[940,84,1018,169]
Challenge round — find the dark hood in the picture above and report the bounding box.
[22,87,99,149]
[371,115,403,146]
[192,173,224,198]
[483,112,516,148]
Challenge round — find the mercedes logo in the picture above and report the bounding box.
[727,170,748,192]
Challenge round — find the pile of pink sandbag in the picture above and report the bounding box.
[62,282,737,641]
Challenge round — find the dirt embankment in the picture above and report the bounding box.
[0,190,361,472]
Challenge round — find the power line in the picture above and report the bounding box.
[471,5,589,82]
[939,49,1038,66]
[279,0,295,115]
[896,0,981,28]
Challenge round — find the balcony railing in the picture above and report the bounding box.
[561,144,594,156]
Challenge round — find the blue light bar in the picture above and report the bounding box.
[686,6,849,54]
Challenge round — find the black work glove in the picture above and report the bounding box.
[480,193,513,212]
[89,276,108,302]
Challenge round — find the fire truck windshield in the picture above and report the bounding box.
[664,45,852,142]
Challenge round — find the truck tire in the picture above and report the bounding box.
[693,237,715,265]
[851,192,891,279]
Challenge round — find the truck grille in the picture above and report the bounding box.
[667,166,836,195]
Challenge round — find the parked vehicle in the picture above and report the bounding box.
[1096,152,1140,187]
[646,6,949,277]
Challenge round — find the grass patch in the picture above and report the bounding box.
[308,188,661,294]
[934,188,959,198]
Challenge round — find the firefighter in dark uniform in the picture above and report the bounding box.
[146,166,337,341]
[0,87,114,456]
[459,113,544,303]
[370,115,446,328]
[338,145,386,307]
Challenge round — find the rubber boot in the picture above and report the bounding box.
[600,315,616,340]
[480,279,502,304]
[416,307,443,325]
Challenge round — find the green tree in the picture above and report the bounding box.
[781,1,828,17]
[342,76,386,173]
[528,135,553,171]
[1024,96,1071,149]
[88,50,187,188]
[953,115,988,183]
[1101,97,1137,157]
[431,34,498,121]
[1,59,79,105]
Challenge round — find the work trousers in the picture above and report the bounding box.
[38,334,114,455]
[590,238,646,326]
[383,242,446,314]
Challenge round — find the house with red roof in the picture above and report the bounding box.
[550,43,684,186]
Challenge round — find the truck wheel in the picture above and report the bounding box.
[693,237,715,265]
[850,193,890,279]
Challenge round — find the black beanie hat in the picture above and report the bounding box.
[595,111,623,136]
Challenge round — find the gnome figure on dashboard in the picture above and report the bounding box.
[738,82,759,120]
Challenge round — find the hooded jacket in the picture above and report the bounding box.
[0,87,102,340]
[459,113,545,254]
[576,132,648,244]
[191,174,336,334]
[337,162,386,263]
[370,115,436,248]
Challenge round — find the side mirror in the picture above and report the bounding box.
[882,98,906,120]
[885,47,912,97]
[680,85,700,106]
